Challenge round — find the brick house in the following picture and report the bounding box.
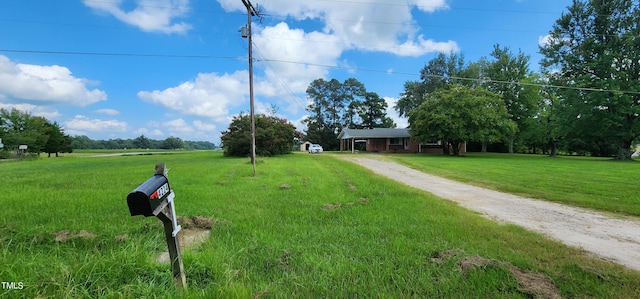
[337,128,465,154]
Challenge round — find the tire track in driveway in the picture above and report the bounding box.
[346,156,640,272]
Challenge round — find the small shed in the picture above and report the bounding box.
[17,144,27,156]
[300,141,313,152]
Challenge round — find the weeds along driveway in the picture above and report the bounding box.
[345,156,640,272]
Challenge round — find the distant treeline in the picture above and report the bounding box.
[71,135,217,150]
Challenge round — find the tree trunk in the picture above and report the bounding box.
[442,142,450,155]
[508,136,515,154]
[451,141,460,156]
[615,140,632,160]
[549,140,557,157]
[481,141,487,152]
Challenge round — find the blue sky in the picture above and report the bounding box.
[1,0,572,144]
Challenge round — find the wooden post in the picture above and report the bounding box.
[152,163,186,289]
[156,205,187,289]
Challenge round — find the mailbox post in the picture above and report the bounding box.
[126,163,186,289]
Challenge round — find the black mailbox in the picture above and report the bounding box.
[127,175,171,217]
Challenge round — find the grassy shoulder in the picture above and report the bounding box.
[1,151,639,297]
[385,152,640,216]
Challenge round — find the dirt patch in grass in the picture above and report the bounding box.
[278,250,291,270]
[323,198,370,210]
[506,264,561,299]
[157,216,229,263]
[459,254,561,299]
[323,203,342,210]
[280,184,292,189]
[358,197,370,204]
[430,249,465,264]
[54,230,96,242]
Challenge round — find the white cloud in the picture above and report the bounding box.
[412,0,449,12]
[95,109,120,116]
[384,96,409,128]
[136,127,164,137]
[193,120,216,132]
[0,55,107,106]
[219,0,457,57]
[163,118,193,133]
[538,34,552,47]
[138,71,247,122]
[138,119,217,140]
[0,103,61,120]
[83,0,192,34]
[64,115,128,136]
[254,23,341,90]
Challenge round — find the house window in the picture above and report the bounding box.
[389,138,403,145]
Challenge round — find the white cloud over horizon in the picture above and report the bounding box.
[137,71,248,122]
[0,55,107,106]
[64,115,128,136]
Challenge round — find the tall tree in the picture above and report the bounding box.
[161,136,184,150]
[540,0,640,160]
[304,77,393,150]
[396,52,472,118]
[132,135,152,149]
[484,44,539,153]
[304,78,340,150]
[341,78,367,128]
[359,92,395,129]
[42,121,66,157]
[409,85,516,156]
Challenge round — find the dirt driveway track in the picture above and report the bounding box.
[346,157,640,272]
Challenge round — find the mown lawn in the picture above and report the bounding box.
[385,152,640,216]
[1,151,640,298]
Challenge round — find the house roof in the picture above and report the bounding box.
[338,128,410,139]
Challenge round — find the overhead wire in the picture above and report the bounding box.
[0,49,239,60]
[3,1,638,97]
[1,48,639,96]
[250,42,309,110]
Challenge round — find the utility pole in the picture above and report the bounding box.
[241,0,260,176]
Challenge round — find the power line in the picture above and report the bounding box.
[251,42,308,109]
[255,58,640,96]
[0,49,239,60]
[3,48,639,96]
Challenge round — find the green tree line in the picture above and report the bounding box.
[397,0,640,160]
[0,108,72,157]
[70,135,216,150]
[0,108,216,159]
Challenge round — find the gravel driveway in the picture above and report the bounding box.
[346,157,640,272]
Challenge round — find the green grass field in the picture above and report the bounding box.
[1,151,640,298]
